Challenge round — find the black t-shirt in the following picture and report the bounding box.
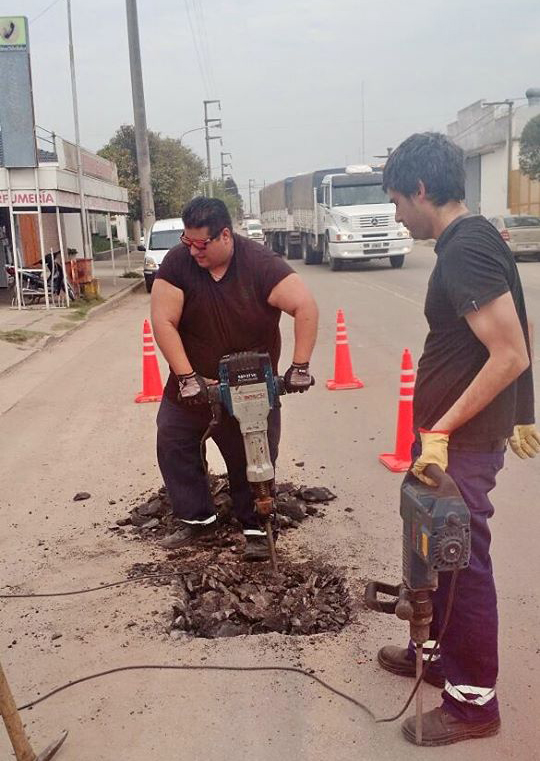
[155,233,294,403]
[414,214,535,444]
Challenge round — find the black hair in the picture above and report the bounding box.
[182,196,232,237]
[382,132,465,206]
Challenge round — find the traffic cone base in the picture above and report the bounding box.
[135,391,162,404]
[327,308,364,391]
[326,377,364,391]
[135,319,163,403]
[378,348,415,472]
[378,453,411,472]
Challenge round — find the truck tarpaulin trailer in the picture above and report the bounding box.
[259,165,413,270]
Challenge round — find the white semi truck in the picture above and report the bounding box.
[259,165,413,270]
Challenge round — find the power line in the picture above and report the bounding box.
[30,0,63,23]
[192,0,217,96]
[184,0,211,96]
[449,108,495,141]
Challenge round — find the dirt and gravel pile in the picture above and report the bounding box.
[116,477,336,542]
[130,557,352,639]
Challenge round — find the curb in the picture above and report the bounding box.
[0,278,145,380]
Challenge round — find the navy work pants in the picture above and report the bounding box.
[408,446,504,723]
[156,396,281,532]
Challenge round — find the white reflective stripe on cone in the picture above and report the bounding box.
[445,681,496,705]
[180,515,217,526]
[243,529,266,537]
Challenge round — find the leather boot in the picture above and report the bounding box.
[158,521,217,549]
[402,706,501,746]
[377,645,445,688]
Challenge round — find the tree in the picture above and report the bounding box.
[519,114,540,182]
[98,125,206,220]
[212,178,244,222]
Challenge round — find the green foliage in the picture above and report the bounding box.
[519,115,540,182]
[91,233,122,253]
[98,125,206,220]
[212,178,244,221]
[0,329,47,344]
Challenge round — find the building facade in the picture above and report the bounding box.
[448,89,540,217]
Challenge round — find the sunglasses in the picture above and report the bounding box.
[181,228,225,251]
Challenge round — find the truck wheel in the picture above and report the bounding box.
[144,274,154,293]
[301,234,322,265]
[390,255,405,269]
[329,256,341,271]
[265,233,273,251]
[284,235,301,260]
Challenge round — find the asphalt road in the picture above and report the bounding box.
[0,244,539,760]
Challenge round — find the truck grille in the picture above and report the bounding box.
[351,214,392,230]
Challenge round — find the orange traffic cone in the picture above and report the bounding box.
[326,309,364,390]
[135,319,163,403]
[379,349,415,471]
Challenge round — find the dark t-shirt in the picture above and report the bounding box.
[155,233,294,403]
[414,214,535,445]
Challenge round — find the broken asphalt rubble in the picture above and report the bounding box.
[116,477,353,639]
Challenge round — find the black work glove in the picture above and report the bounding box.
[283,362,313,393]
[177,372,208,405]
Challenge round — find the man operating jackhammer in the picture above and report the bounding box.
[376,133,539,746]
[150,197,318,560]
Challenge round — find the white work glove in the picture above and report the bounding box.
[509,424,540,459]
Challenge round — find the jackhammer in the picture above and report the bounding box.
[206,351,312,573]
[365,464,471,744]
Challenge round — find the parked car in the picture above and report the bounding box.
[243,219,264,242]
[141,218,184,292]
[488,215,540,259]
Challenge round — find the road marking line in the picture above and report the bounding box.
[339,276,424,309]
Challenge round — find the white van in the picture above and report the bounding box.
[142,218,184,292]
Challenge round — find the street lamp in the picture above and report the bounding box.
[179,123,221,146]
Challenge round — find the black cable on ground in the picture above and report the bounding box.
[17,664,376,721]
[13,575,458,723]
[0,573,185,599]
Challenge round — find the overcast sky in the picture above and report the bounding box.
[7,0,540,211]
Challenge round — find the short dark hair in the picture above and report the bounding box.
[382,132,465,206]
[182,196,232,236]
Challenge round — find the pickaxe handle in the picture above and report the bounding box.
[0,659,36,761]
[0,659,67,761]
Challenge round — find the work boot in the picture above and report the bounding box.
[243,535,271,561]
[377,646,445,689]
[402,707,501,746]
[158,521,217,549]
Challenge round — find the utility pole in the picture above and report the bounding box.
[66,0,91,266]
[203,100,221,196]
[220,151,232,182]
[126,0,155,239]
[248,179,255,217]
[484,99,514,212]
[361,80,365,163]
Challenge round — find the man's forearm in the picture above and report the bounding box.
[292,301,318,364]
[153,321,193,376]
[434,351,529,433]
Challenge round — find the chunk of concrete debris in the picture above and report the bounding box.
[73,492,91,501]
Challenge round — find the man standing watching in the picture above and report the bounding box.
[151,197,318,560]
[377,133,539,745]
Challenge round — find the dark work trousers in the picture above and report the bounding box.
[407,445,504,723]
[156,396,281,532]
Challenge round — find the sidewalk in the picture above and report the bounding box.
[0,251,146,377]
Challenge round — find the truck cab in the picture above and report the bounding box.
[318,165,412,270]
